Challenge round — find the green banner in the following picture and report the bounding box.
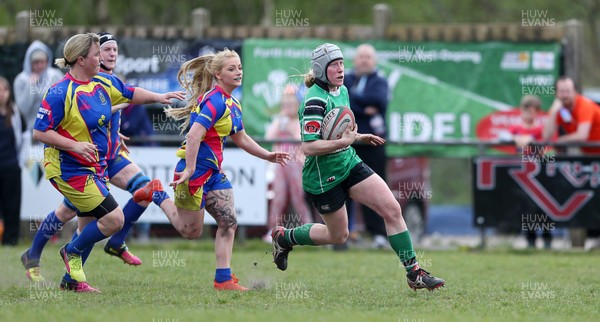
[242,39,560,157]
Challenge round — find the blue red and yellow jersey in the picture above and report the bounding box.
[175,85,244,171]
[107,109,122,160]
[34,72,135,180]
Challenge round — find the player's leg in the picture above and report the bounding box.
[204,172,249,291]
[133,159,208,238]
[105,156,149,265]
[53,175,123,283]
[356,145,388,248]
[61,203,123,282]
[21,202,77,282]
[271,182,350,271]
[59,216,100,293]
[348,163,445,290]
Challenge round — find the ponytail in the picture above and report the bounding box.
[304,69,316,88]
[165,48,240,135]
[164,54,215,134]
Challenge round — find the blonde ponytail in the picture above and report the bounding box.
[165,48,240,135]
[304,69,316,88]
[165,55,214,134]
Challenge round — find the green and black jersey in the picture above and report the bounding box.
[298,83,361,194]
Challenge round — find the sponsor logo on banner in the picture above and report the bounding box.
[500,52,530,70]
[532,52,555,70]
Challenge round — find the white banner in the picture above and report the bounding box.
[21,145,267,225]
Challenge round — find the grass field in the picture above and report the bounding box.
[1,240,599,322]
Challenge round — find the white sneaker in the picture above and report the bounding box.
[585,237,600,251]
[262,231,273,244]
[372,235,389,249]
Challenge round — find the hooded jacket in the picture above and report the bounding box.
[13,40,64,131]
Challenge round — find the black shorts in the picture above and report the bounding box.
[79,193,119,219]
[305,162,375,214]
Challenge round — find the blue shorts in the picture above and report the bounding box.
[173,159,232,211]
[107,150,133,179]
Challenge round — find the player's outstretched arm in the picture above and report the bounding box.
[355,133,385,146]
[230,130,290,166]
[131,88,186,105]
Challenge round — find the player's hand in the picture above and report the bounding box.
[170,168,193,190]
[341,124,358,146]
[119,133,130,154]
[356,133,385,146]
[267,151,291,166]
[111,103,129,113]
[72,142,97,163]
[158,91,186,105]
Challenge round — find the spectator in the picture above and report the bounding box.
[0,76,26,246]
[344,44,389,248]
[13,40,63,133]
[542,76,600,153]
[543,76,600,249]
[263,85,313,243]
[510,95,552,249]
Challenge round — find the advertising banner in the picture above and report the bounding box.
[242,39,561,157]
[21,146,267,225]
[472,156,600,229]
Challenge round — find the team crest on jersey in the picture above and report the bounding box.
[304,120,320,134]
[232,108,241,119]
[225,97,233,107]
[98,115,106,127]
[98,90,108,105]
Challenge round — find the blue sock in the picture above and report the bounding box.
[66,221,107,255]
[82,244,94,265]
[63,272,76,283]
[68,230,95,265]
[107,199,146,248]
[152,191,169,206]
[215,268,232,283]
[28,211,64,260]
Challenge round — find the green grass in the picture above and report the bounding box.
[1,240,599,322]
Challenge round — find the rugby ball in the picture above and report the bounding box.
[321,106,355,140]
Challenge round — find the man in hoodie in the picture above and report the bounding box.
[13,40,64,133]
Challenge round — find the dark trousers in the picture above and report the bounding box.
[525,229,552,246]
[353,145,387,236]
[0,165,21,245]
